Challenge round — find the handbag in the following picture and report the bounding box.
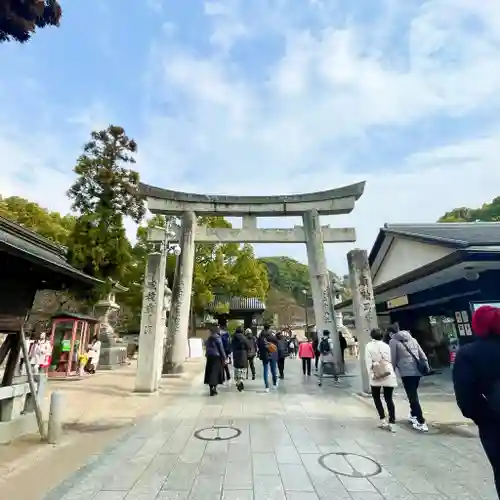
[398,340,429,375]
[371,346,391,380]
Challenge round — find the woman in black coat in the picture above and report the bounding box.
[231,327,251,392]
[204,327,226,396]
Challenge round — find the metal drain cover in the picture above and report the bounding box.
[194,426,241,441]
[319,452,382,478]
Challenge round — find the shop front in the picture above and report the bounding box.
[336,222,500,369]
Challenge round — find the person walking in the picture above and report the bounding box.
[366,328,397,431]
[311,330,321,371]
[257,325,279,392]
[244,328,257,380]
[219,321,232,385]
[276,331,289,379]
[231,327,250,392]
[389,330,430,432]
[204,327,226,396]
[453,305,500,497]
[317,330,338,386]
[338,330,348,372]
[298,338,315,376]
[288,335,298,359]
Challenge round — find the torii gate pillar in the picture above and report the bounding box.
[303,210,341,367]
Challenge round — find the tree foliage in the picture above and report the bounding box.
[0,195,74,244]
[0,0,62,43]
[67,125,145,286]
[439,197,500,222]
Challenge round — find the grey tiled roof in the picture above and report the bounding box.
[383,222,500,247]
[0,216,100,285]
[206,296,266,312]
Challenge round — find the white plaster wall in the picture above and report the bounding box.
[372,237,453,288]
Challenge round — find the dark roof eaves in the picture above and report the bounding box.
[382,229,469,248]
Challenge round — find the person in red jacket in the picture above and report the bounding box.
[298,338,315,376]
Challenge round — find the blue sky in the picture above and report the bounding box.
[1,0,500,274]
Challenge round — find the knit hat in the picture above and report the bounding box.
[471,305,500,337]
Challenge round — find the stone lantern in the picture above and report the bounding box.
[93,283,128,369]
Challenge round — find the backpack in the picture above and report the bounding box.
[319,337,332,355]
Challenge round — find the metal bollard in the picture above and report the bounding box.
[47,392,63,444]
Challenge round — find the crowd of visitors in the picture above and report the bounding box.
[203,321,348,394]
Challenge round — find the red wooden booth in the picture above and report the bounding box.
[48,313,100,378]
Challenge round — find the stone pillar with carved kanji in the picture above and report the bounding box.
[347,248,378,394]
[302,209,341,368]
[135,251,166,392]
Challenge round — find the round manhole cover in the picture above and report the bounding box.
[319,452,382,478]
[194,426,241,441]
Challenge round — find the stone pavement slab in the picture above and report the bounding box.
[43,357,497,500]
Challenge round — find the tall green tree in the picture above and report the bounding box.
[67,125,145,288]
[229,244,268,299]
[0,0,62,43]
[439,197,500,222]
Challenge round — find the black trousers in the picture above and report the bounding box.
[278,358,285,378]
[247,356,256,378]
[315,353,320,370]
[224,363,231,381]
[371,386,396,423]
[302,358,312,375]
[401,376,424,423]
[479,425,500,497]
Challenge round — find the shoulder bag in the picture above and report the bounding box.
[398,340,429,375]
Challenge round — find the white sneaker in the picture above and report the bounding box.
[408,415,418,425]
[412,422,429,432]
[265,388,270,393]
[272,385,278,391]
[378,419,389,429]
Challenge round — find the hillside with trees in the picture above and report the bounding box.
[259,256,351,326]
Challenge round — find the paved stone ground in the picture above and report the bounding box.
[43,357,496,500]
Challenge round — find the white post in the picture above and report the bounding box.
[347,248,378,395]
[303,210,341,366]
[47,392,63,444]
[164,211,196,374]
[135,252,166,392]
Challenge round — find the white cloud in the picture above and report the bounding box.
[139,0,500,273]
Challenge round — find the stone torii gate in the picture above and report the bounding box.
[135,182,365,392]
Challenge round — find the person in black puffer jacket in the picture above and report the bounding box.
[453,305,500,496]
[276,331,289,379]
[231,327,250,392]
